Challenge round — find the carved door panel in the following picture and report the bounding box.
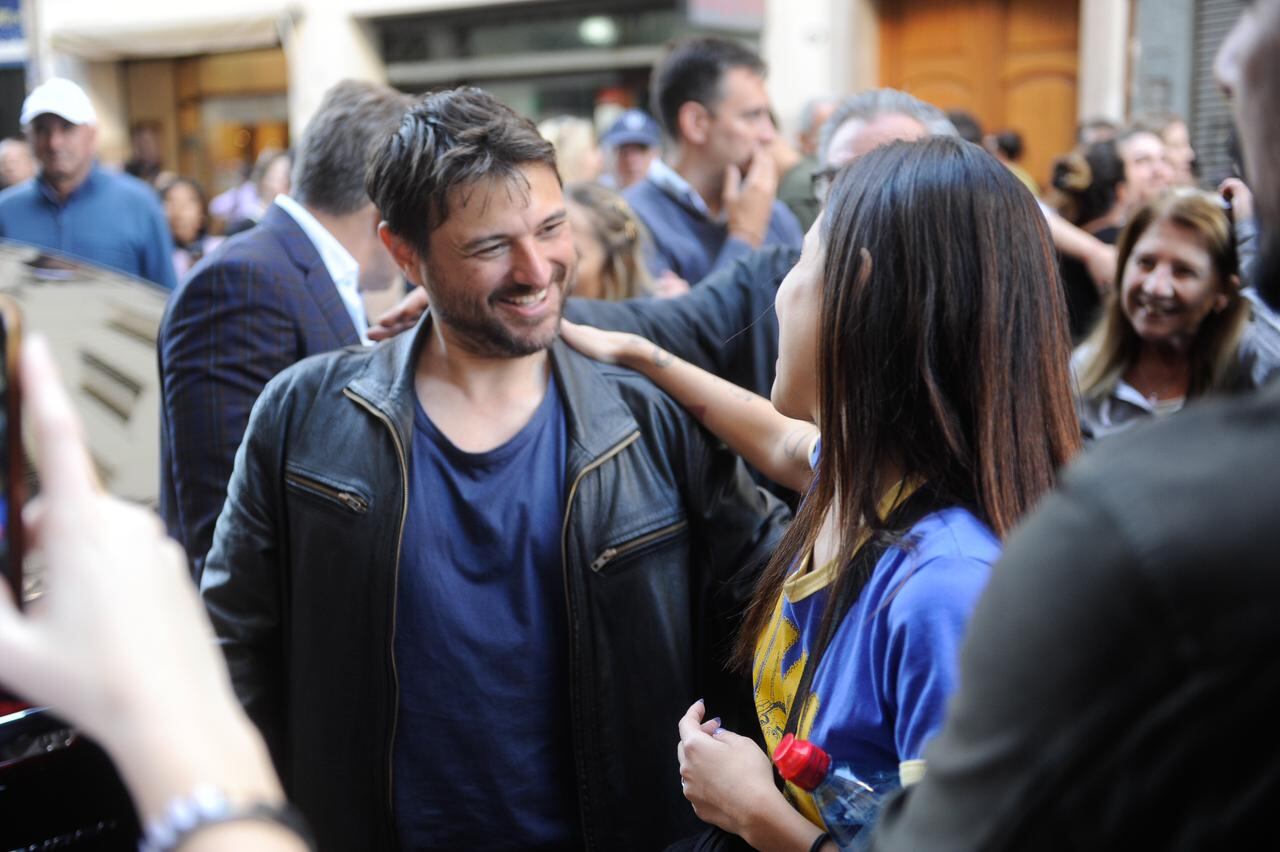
[880,0,1080,188]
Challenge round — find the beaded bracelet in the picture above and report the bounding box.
[139,785,314,852]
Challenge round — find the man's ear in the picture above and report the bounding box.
[378,222,424,286]
[676,101,711,147]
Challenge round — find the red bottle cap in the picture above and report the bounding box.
[772,733,831,791]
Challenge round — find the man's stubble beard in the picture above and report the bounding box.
[425,259,577,359]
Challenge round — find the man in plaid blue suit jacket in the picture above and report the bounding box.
[159,81,413,579]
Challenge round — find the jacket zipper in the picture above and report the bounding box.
[588,519,690,572]
[342,388,409,846]
[284,471,369,513]
[560,430,640,849]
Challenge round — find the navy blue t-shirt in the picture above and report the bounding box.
[393,374,579,850]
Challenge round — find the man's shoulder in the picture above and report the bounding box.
[1056,382,1280,569]
[171,225,297,299]
[256,339,375,410]
[554,344,691,432]
[97,168,161,202]
[561,343,678,404]
[0,181,39,215]
[623,178,675,214]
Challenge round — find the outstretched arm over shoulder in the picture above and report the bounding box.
[566,245,799,394]
[561,319,817,493]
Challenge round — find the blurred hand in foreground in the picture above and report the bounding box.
[0,337,294,846]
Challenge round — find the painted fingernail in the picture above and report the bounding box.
[711,717,721,727]
[713,727,726,737]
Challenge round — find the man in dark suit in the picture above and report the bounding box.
[159,80,412,579]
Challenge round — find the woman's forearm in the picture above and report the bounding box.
[738,789,831,852]
[617,337,817,492]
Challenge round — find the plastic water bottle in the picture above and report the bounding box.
[772,733,896,851]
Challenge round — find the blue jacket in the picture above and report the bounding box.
[158,204,361,577]
[625,174,803,283]
[0,165,176,289]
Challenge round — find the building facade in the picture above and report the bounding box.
[6,0,1236,196]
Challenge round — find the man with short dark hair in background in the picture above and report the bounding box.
[0,78,176,289]
[200,86,788,851]
[159,79,412,579]
[872,3,1280,848]
[625,36,802,283]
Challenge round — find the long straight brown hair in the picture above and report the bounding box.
[736,137,1082,666]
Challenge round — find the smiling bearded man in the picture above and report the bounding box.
[199,86,790,852]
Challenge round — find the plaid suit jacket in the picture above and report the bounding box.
[159,204,361,579]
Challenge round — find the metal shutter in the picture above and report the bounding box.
[1190,0,1244,184]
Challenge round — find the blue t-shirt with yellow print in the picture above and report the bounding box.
[753,506,998,826]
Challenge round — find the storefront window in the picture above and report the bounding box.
[382,1,682,65]
[378,0,757,126]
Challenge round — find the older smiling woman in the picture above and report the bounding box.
[1073,188,1280,442]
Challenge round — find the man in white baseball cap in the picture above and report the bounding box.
[0,77,176,288]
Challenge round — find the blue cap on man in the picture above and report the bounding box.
[601,109,661,149]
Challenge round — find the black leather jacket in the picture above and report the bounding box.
[200,316,790,851]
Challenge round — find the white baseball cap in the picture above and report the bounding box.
[20,78,98,127]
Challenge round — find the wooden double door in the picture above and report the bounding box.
[879,0,1080,189]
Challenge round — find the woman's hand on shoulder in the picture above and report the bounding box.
[559,319,655,368]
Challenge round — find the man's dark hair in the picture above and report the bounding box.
[366,87,557,258]
[649,36,766,142]
[291,80,413,216]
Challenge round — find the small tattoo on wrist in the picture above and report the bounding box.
[653,347,674,368]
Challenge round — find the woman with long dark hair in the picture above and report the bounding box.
[562,136,1081,850]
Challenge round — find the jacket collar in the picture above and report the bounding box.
[261,203,362,346]
[344,311,639,465]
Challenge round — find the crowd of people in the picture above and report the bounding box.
[1,3,1280,850]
